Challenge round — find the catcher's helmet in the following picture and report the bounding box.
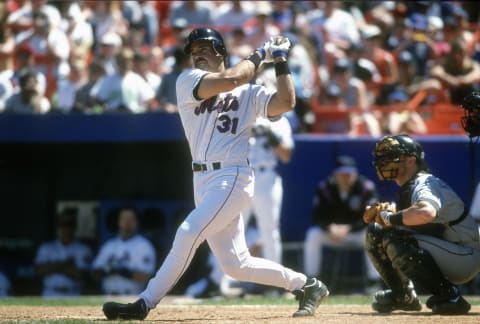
[184,27,227,59]
[372,134,427,180]
[460,92,480,138]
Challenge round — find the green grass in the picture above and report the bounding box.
[199,294,372,305]
[1,294,480,307]
[0,295,372,307]
[0,296,110,306]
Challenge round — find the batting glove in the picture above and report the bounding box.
[261,39,274,63]
[268,36,292,59]
[380,210,393,226]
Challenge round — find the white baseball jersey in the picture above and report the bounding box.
[34,240,92,297]
[139,67,308,309]
[92,234,156,295]
[249,116,294,169]
[176,69,272,162]
[242,116,293,263]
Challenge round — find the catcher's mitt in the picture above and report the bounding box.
[363,202,397,225]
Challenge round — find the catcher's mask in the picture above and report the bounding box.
[460,92,480,139]
[184,27,228,63]
[372,134,427,180]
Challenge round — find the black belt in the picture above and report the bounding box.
[192,162,221,172]
[449,209,468,226]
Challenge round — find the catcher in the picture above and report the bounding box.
[363,134,480,315]
[460,91,480,140]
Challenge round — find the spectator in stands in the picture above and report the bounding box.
[442,3,474,47]
[125,22,150,54]
[54,60,88,113]
[97,32,122,76]
[7,0,62,33]
[133,50,161,94]
[0,47,47,112]
[4,68,50,114]
[430,39,480,105]
[271,1,297,32]
[0,271,11,297]
[392,13,435,79]
[161,17,190,55]
[225,27,253,66]
[0,1,14,73]
[0,2,14,112]
[169,1,212,27]
[0,72,12,113]
[212,0,255,32]
[88,0,128,54]
[60,1,94,67]
[90,48,155,113]
[34,208,93,297]
[122,0,159,48]
[91,207,156,296]
[303,155,380,285]
[383,88,427,135]
[155,47,191,113]
[360,24,399,101]
[244,2,280,49]
[427,16,450,60]
[390,50,443,104]
[307,1,361,66]
[149,46,168,79]
[326,57,381,136]
[73,59,105,113]
[14,8,70,99]
[12,47,46,94]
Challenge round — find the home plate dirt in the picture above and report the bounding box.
[0,304,479,323]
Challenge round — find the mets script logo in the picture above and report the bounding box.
[194,94,239,115]
[194,94,241,134]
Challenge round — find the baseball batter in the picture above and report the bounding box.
[363,134,480,315]
[186,115,293,297]
[102,27,329,320]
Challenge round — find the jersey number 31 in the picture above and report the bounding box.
[217,115,239,134]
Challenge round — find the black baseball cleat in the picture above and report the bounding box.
[292,277,329,317]
[372,289,422,313]
[102,298,149,320]
[426,294,471,315]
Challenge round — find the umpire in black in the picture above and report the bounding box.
[365,134,480,315]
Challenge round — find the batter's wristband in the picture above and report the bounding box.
[274,61,291,76]
[272,50,288,59]
[389,211,404,226]
[246,52,262,71]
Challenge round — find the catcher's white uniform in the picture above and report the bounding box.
[139,68,306,309]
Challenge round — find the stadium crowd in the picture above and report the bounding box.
[0,0,479,134]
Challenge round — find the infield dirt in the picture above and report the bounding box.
[0,304,479,323]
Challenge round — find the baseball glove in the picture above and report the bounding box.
[363,202,397,225]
